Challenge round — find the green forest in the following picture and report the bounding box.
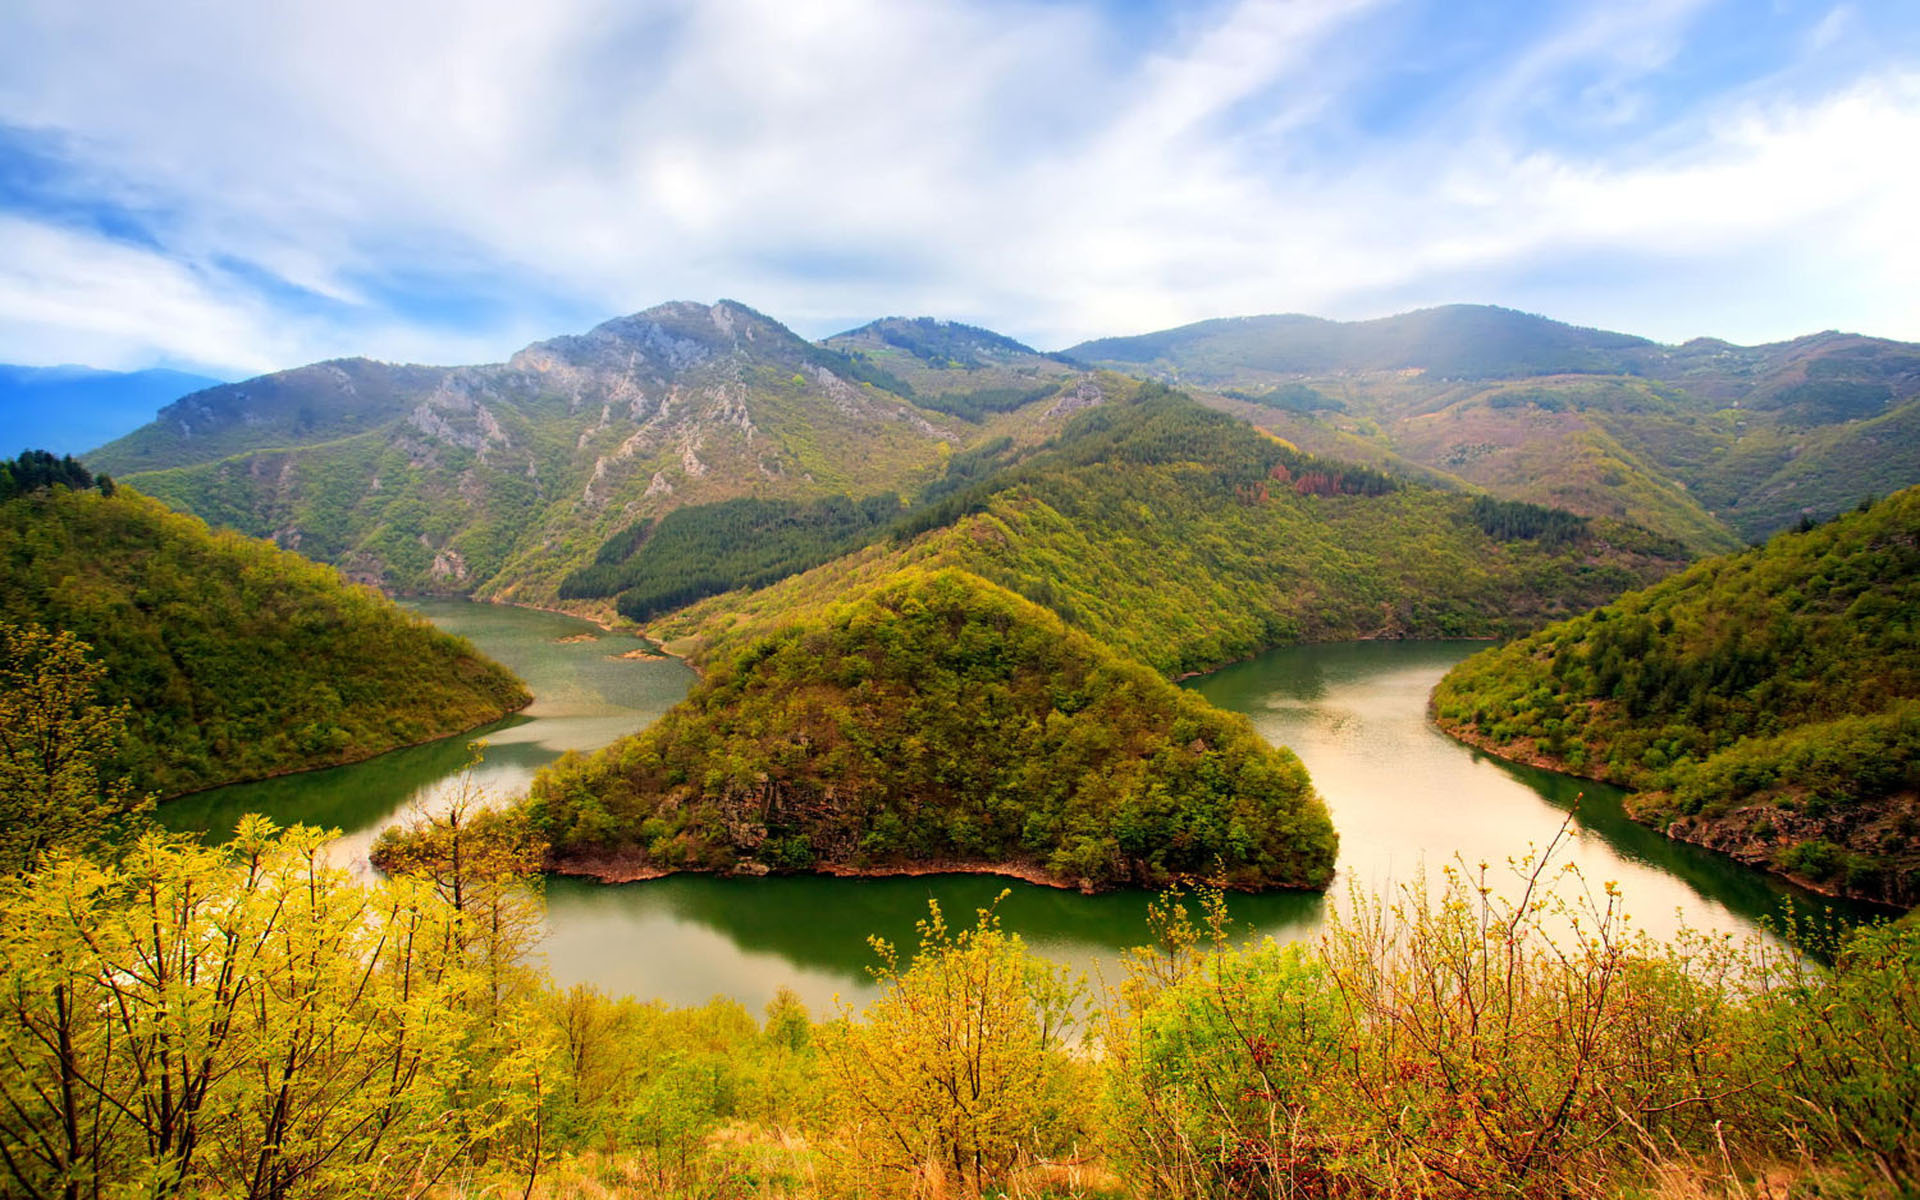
[1432,488,1920,905]
[655,389,1691,678]
[559,492,907,621]
[524,567,1336,891]
[0,465,529,797]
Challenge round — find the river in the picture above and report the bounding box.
[160,602,1882,1015]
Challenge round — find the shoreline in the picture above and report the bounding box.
[547,850,1088,891]
[546,848,1326,896]
[1427,710,1902,911]
[156,693,533,804]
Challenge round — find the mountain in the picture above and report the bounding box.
[647,385,1693,679]
[89,299,1919,622]
[525,566,1336,892]
[1431,488,1920,907]
[1068,305,1659,381]
[1068,305,1920,550]
[818,317,1081,420]
[92,302,1087,604]
[0,364,224,457]
[524,386,1681,892]
[0,460,530,798]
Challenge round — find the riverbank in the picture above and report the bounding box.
[157,692,532,805]
[547,849,1079,890]
[1428,709,1908,911]
[545,848,1333,895]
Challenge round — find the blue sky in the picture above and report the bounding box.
[0,0,1916,376]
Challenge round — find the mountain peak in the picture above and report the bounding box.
[824,315,1049,371]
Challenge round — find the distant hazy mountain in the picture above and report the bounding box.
[1068,304,1920,546]
[1068,305,1660,382]
[92,301,1090,603]
[0,364,224,457]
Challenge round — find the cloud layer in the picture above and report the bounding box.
[1,0,1916,374]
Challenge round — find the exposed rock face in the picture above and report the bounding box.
[94,301,1088,603]
[1652,792,1920,908]
[1047,378,1105,418]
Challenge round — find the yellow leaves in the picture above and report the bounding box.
[0,824,511,1199]
[823,899,1087,1194]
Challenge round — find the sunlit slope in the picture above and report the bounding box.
[1433,487,1920,906]
[652,388,1693,678]
[527,566,1336,891]
[0,479,529,797]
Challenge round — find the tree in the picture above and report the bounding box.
[370,760,548,1019]
[0,625,149,872]
[821,896,1086,1196]
[0,819,493,1200]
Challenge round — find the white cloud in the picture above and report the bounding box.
[0,0,1916,372]
[0,216,295,373]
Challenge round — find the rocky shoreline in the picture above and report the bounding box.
[546,848,1092,891]
[1429,711,1909,910]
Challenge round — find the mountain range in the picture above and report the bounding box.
[1,364,224,457]
[78,302,1920,606]
[1072,305,1920,548]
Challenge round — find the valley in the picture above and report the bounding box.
[9,298,1919,1200]
[158,602,1882,1014]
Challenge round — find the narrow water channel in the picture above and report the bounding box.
[161,604,1882,1014]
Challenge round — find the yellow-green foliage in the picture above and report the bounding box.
[0,485,529,797]
[6,816,1920,1200]
[819,900,1089,1195]
[1106,861,1770,1200]
[657,391,1690,679]
[527,567,1336,891]
[0,820,554,1200]
[0,625,150,872]
[1433,488,1920,905]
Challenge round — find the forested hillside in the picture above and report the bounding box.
[90,302,1084,604]
[1073,305,1920,548]
[85,300,1920,617]
[0,462,529,797]
[652,387,1693,678]
[524,567,1336,891]
[818,316,1081,420]
[1432,488,1920,905]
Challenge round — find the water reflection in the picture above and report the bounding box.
[159,610,1884,1013]
[540,872,1325,1012]
[1187,641,1883,949]
[157,599,695,875]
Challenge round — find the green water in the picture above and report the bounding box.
[158,600,697,871]
[161,610,1883,1016]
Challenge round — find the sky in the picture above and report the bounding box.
[1,0,1917,377]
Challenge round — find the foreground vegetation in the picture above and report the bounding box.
[4,810,1915,1200]
[4,632,1916,1199]
[0,464,529,796]
[1433,488,1920,906]
[526,567,1336,891]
